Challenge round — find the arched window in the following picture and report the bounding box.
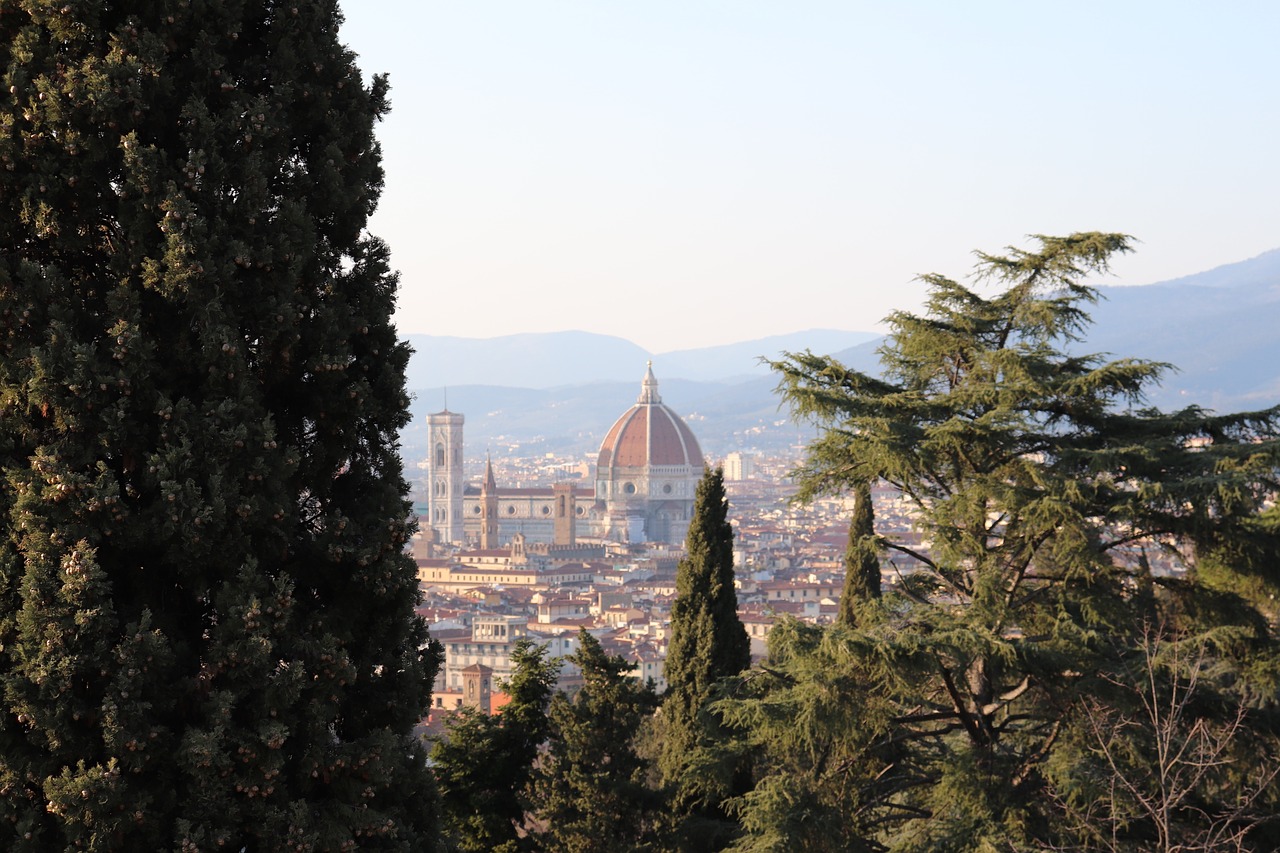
[435,443,445,467]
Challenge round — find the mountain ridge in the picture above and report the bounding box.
[403,328,879,390]
[401,248,1280,461]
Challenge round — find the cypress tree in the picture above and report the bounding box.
[660,467,749,795]
[0,3,439,849]
[838,480,880,625]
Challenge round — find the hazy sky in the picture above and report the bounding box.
[339,2,1280,353]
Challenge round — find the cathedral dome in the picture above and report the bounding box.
[594,363,704,542]
[596,363,703,472]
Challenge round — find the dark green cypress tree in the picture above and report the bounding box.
[0,3,440,849]
[838,480,881,625]
[660,467,749,797]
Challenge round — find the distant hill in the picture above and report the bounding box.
[1134,247,1280,291]
[403,329,879,390]
[654,329,881,382]
[400,250,1280,464]
[1082,248,1280,410]
[403,372,822,464]
[403,331,650,390]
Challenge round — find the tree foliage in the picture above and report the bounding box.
[662,467,750,776]
[431,639,559,853]
[0,2,439,848]
[657,466,752,847]
[724,233,1280,850]
[713,618,904,853]
[1046,619,1280,852]
[840,480,881,625]
[529,630,662,853]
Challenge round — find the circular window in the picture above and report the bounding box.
[576,506,585,516]
[506,506,516,515]
[662,484,672,495]
[472,506,481,515]
[623,482,636,495]
[541,506,550,515]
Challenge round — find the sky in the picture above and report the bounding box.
[338,2,1280,354]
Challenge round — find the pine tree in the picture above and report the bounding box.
[0,3,440,849]
[730,232,1280,849]
[529,630,662,853]
[711,618,902,853]
[431,639,559,853]
[661,467,749,781]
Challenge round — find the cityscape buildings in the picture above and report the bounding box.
[424,363,705,547]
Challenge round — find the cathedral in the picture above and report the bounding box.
[424,364,706,546]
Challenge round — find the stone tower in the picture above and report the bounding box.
[426,410,465,544]
[479,454,499,549]
[461,663,493,714]
[553,481,576,546]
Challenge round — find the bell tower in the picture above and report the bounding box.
[480,454,499,549]
[553,481,576,546]
[426,410,465,544]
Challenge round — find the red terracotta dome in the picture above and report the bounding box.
[593,363,704,543]
[597,364,703,472]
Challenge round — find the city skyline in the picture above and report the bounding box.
[340,2,1280,352]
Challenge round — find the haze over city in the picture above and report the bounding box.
[339,1,1280,353]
